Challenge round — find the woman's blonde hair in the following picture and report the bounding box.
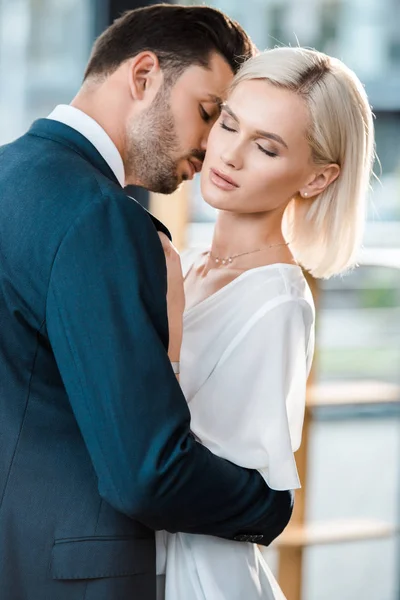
[231,47,375,278]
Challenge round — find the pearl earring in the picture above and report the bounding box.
[303,192,308,197]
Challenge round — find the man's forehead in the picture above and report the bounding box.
[205,54,234,88]
[175,57,233,101]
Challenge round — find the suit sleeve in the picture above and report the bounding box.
[46,192,293,545]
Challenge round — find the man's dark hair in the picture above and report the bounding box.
[84,3,255,82]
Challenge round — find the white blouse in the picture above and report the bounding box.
[156,251,315,600]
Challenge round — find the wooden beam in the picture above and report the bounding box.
[277,519,397,548]
[307,380,400,407]
[277,273,320,600]
[149,184,190,252]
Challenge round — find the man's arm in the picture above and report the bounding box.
[46,192,292,545]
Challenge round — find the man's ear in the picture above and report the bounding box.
[127,51,162,103]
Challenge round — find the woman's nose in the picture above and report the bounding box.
[220,142,243,170]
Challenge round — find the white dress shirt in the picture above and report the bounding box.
[47,104,125,187]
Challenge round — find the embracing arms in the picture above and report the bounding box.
[46,192,292,545]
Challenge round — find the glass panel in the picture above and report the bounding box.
[318,264,400,383]
[0,0,93,144]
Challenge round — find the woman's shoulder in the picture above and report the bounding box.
[277,264,314,303]
[247,263,314,305]
[243,264,315,330]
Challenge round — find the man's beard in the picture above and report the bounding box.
[126,86,182,195]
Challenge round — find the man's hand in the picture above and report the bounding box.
[158,232,185,362]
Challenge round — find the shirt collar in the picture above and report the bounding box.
[47,104,125,187]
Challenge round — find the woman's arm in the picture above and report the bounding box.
[158,232,184,381]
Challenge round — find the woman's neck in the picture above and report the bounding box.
[210,210,286,258]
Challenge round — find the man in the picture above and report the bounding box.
[0,5,293,599]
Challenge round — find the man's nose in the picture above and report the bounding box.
[200,116,218,152]
[200,130,209,153]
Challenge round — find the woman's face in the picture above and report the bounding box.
[201,79,315,215]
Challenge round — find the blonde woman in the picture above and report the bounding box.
[156,47,375,599]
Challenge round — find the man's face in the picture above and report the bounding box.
[126,52,234,194]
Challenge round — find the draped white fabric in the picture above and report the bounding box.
[156,251,315,599]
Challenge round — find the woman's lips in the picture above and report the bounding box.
[209,168,239,191]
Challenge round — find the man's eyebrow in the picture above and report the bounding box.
[206,94,223,107]
[222,103,289,149]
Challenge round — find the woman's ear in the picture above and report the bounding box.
[300,163,340,199]
[127,51,162,103]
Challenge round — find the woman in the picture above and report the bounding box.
[156,47,375,599]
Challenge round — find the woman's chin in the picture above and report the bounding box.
[200,193,214,208]
[201,193,228,211]
[200,182,231,211]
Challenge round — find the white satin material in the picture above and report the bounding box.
[156,251,315,599]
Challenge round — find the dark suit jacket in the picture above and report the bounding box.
[0,118,293,599]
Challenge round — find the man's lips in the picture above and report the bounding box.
[209,168,239,190]
[186,159,203,180]
[191,158,203,173]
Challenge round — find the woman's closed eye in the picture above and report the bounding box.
[221,121,278,158]
[219,112,279,158]
[257,144,278,158]
[220,121,237,133]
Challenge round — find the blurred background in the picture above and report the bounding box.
[0,0,399,598]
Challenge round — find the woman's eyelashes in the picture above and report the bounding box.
[220,121,278,158]
[257,145,278,158]
[220,121,236,132]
